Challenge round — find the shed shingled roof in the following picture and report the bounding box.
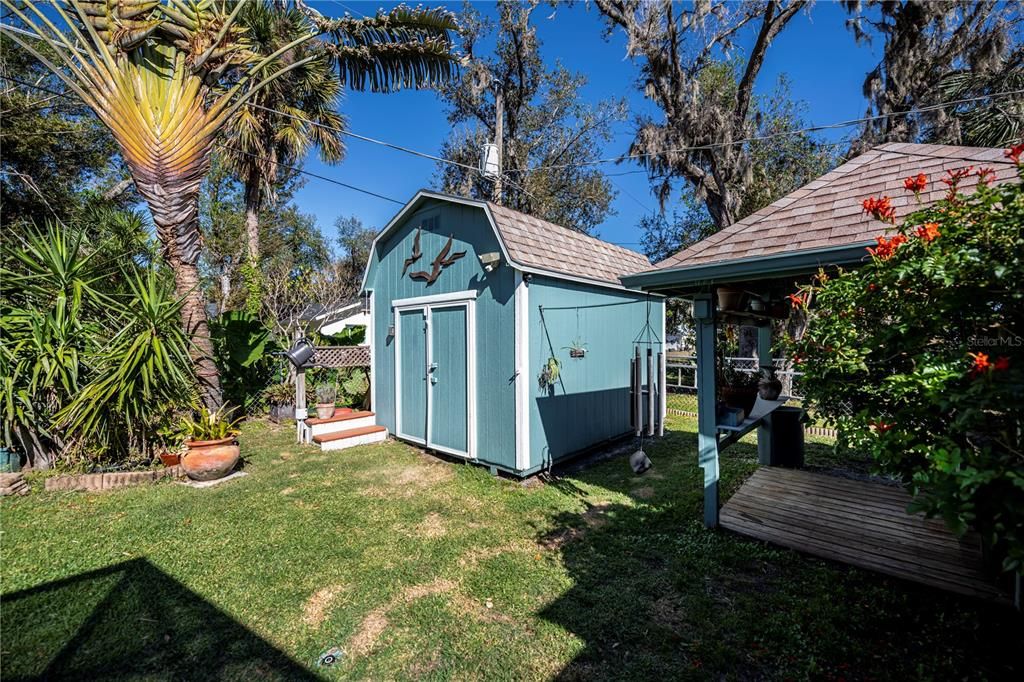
[485,202,650,285]
[645,143,1019,273]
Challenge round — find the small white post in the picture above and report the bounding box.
[295,367,307,444]
[658,351,667,437]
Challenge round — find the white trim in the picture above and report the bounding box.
[392,289,479,309]
[514,271,530,471]
[392,300,476,460]
[660,298,667,426]
[368,290,376,414]
[425,307,434,447]
[393,306,403,439]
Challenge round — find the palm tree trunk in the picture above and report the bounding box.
[136,176,223,410]
[244,166,262,263]
[169,249,223,409]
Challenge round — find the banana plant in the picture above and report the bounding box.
[0,0,460,408]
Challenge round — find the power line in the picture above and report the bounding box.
[517,88,1024,174]
[6,19,1020,182]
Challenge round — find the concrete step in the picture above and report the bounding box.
[305,410,376,438]
[313,425,388,451]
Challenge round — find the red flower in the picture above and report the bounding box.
[915,222,941,242]
[994,356,1011,372]
[787,292,807,309]
[969,352,991,378]
[976,167,997,185]
[870,420,894,434]
[940,166,974,198]
[903,173,928,193]
[867,283,879,292]
[1005,142,1024,165]
[862,196,896,223]
[866,234,907,260]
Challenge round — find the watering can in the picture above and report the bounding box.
[285,338,315,368]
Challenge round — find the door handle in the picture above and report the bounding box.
[428,362,438,372]
[430,375,438,385]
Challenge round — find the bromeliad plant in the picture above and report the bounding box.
[0,0,460,408]
[792,149,1024,574]
[177,405,242,443]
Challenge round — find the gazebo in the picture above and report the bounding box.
[622,143,1018,602]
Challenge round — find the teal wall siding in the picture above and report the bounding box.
[368,199,517,470]
[527,276,664,468]
[429,304,469,454]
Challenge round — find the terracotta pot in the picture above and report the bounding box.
[316,403,336,419]
[182,437,239,481]
[716,287,744,312]
[159,452,181,467]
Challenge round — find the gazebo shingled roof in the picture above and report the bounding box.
[622,143,1018,292]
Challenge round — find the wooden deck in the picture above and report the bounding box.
[720,467,1006,602]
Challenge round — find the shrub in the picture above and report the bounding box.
[792,154,1023,573]
[1,223,197,468]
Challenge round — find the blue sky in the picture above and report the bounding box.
[295,1,883,251]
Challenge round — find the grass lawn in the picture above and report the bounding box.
[1,416,1019,680]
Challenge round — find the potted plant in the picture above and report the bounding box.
[315,383,337,419]
[563,338,588,359]
[537,356,561,391]
[716,287,745,312]
[263,382,295,423]
[178,406,242,481]
[718,363,760,416]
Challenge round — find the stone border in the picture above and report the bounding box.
[44,465,184,492]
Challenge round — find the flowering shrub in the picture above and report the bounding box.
[793,153,1024,573]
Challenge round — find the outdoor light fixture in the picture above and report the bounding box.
[285,338,315,368]
[479,251,501,272]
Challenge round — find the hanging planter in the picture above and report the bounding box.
[538,357,561,390]
[564,338,588,359]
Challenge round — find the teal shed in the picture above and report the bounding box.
[361,191,665,476]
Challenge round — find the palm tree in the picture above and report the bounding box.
[1,0,459,408]
[222,2,345,288]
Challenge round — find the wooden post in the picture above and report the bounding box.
[493,85,504,204]
[756,324,772,466]
[693,293,718,528]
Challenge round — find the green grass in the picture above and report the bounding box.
[1,417,1018,680]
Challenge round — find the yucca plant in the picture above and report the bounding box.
[1,0,460,409]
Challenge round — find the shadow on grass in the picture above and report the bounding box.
[2,559,316,681]
[536,426,1022,680]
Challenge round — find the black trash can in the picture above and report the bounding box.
[765,406,805,468]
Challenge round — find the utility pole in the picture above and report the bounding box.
[492,81,504,204]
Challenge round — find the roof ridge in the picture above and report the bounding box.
[486,201,648,261]
[650,149,886,269]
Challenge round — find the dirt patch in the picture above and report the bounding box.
[348,579,458,657]
[302,585,345,627]
[458,540,538,568]
[358,460,454,499]
[415,512,447,539]
[582,504,612,528]
[405,648,442,677]
[539,504,612,550]
[280,487,296,496]
[349,609,389,656]
[631,486,655,500]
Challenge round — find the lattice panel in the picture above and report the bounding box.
[314,345,370,368]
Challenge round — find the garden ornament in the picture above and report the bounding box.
[630,448,652,475]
